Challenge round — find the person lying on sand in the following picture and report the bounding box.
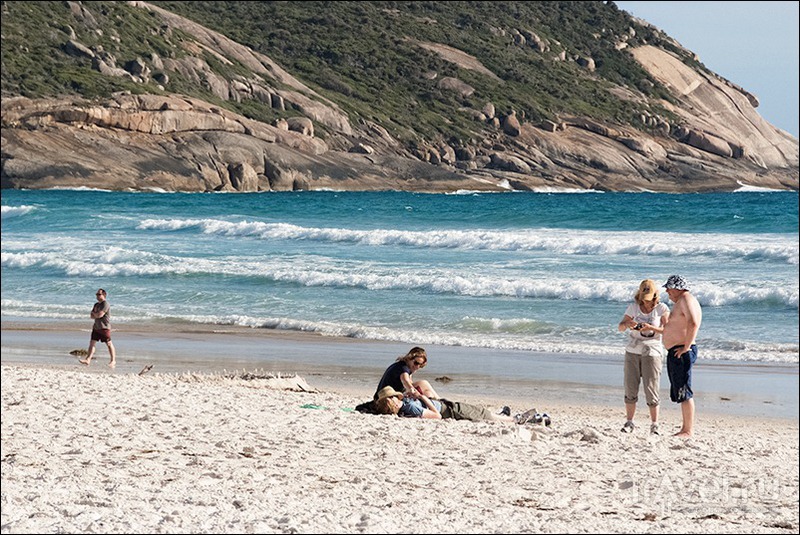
[373,386,538,424]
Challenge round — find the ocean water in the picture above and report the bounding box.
[2,189,798,367]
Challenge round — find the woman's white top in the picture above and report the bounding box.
[624,301,669,356]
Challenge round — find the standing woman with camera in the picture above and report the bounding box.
[617,279,670,434]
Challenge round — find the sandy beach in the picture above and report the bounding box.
[2,354,798,533]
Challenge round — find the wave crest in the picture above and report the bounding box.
[138,218,799,264]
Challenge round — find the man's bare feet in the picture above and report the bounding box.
[108,361,116,368]
[673,430,692,438]
[79,358,90,366]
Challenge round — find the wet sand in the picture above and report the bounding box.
[2,319,798,420]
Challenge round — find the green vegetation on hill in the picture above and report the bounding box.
[2,1,167,98]
[2,1,690,147]
[153,0,681,143]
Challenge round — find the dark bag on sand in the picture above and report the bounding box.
[355,400,380,414]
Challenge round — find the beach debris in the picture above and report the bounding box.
[720,396,731,401]
[768,522,796,530]
[511,497,539,508]
[564,427,602,443]
[694,513,723,520]
[138,364,154,376]
[171,369,318,392]
[512,498,555,510]
[434,376,452,383]
[69,349,88,357]
[642,513,658,521]
[516,426,533,441]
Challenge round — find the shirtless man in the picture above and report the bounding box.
[661,275,702,437]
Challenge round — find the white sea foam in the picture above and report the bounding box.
[457,316,555,334]
[140,187,171,193]
[208,315,800,364]
[734,181,787,192]
[3,250,797,307]
[46,186,114,192]
[137,218,799,264]
[528,186,602,193]
[446,189,497,195]
[1,205,37,219]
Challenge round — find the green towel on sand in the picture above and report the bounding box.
[300,403,354,412]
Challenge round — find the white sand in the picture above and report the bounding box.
[1,365,798,534]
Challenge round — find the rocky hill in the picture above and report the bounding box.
[1,1,797,192]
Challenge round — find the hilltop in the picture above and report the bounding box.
[1,1,797,192]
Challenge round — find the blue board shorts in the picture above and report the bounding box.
[667,344,697,403]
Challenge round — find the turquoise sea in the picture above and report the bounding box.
[2,188,798,368]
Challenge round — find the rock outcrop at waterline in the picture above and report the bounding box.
[1,93,478,193]
[3,89,795,193]
[1,1,797,193]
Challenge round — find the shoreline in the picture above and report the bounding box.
[2,319,798,422]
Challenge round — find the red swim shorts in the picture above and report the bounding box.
[91,329,112,343]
